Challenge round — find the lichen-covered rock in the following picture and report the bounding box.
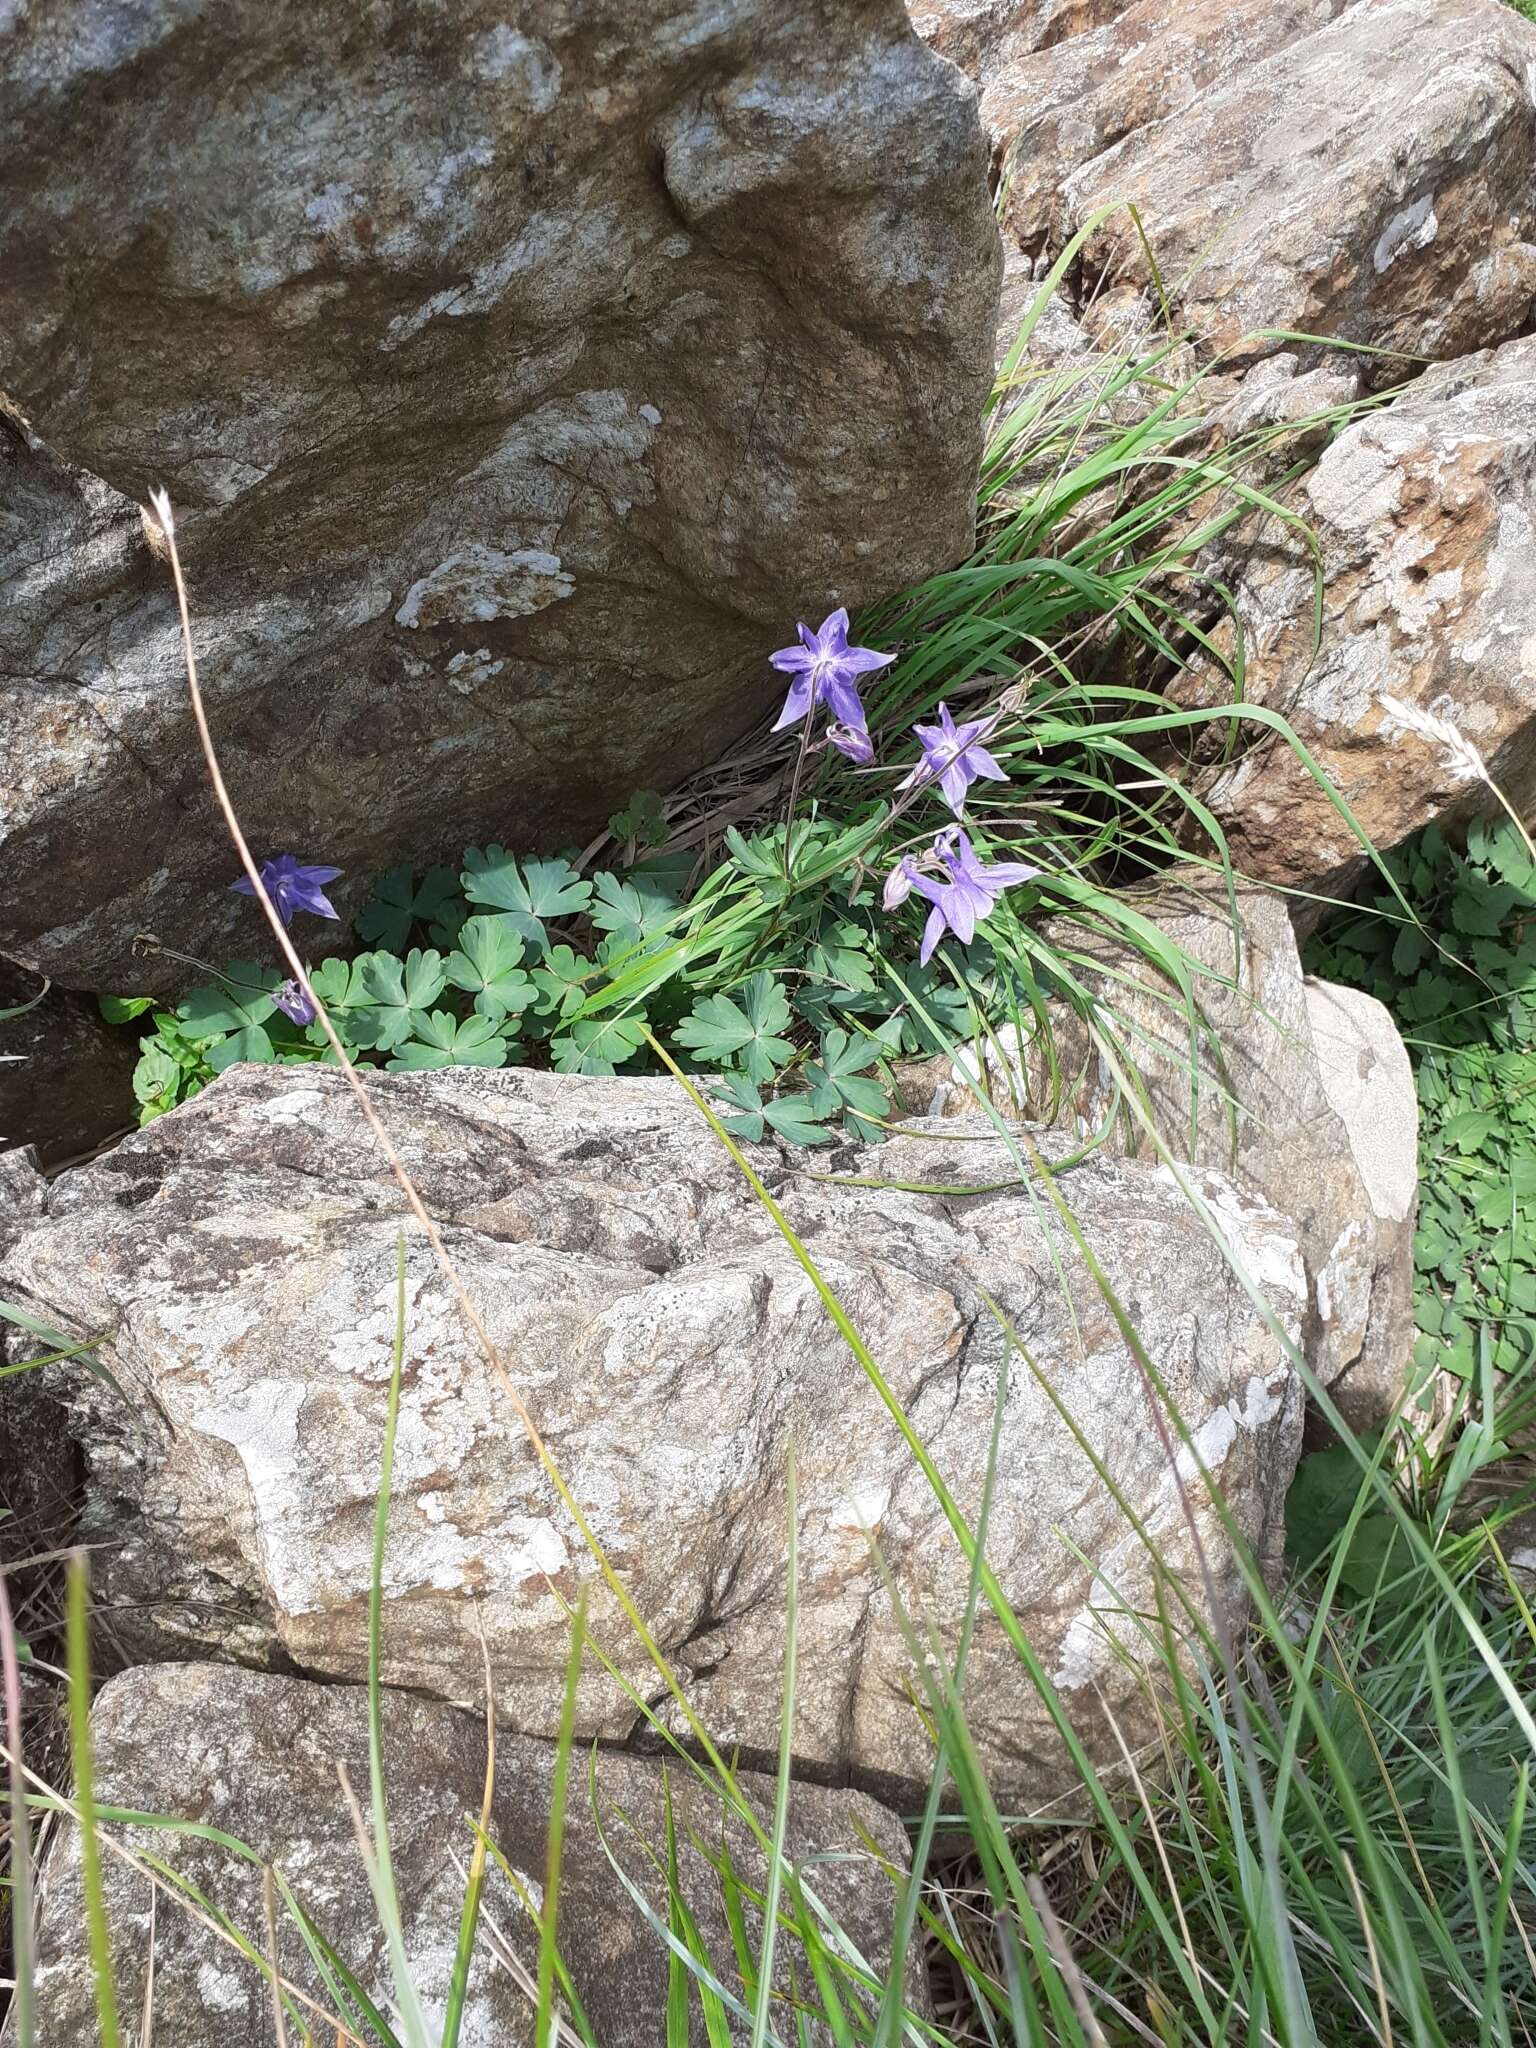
[920,0,1536,374]
[0,1065,1305,1808]
[0,0,999,991]
[1185,335,1536,892]
[16,1662,912,2047]
[902,875,1418,1427]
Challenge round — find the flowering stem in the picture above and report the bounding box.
[780,715,817,884]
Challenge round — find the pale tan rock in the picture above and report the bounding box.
[1187,335,1536,892]
[14,1662,913,2047]
[904,874,1418,1428]
[0,0,999,991]
[0,1064,1305,1810]
[920,0,1536,375]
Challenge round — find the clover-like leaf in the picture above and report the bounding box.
[709,1073,832,1147]
[461,846,591,956]
[100,994,156,1025]
[607,789,668,849]
[178,963,283,1040]
[357,865,466,951]
[530,944,592,1021]
[387,1009,510,1071]
[206,1023,277,1071]
[762,1095,835,1146]
[551,1012,648,1076]
[132,1042,182,1112]
[588,869,680,943]
[443,914,536,1020]
[673,971,794,1085]
[351,948,447,1050]
[806,1026,889,1125]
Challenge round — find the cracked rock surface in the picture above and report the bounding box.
[15,1661,913,2047]
[0,1065,1306,1808]
[920,0,1536,378]
[902,873,1418,1431]
[0,0,998,990]
[1181,336,1536,890]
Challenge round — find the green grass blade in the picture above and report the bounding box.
[65,1553,121,2048]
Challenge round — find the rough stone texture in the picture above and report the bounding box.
[0,964,138,1168]
[15,1662,912,2047]
[0,1064,1305,1809]
[0,1,999,993]
[1183,336,1536,894]
[919,0,1536,375]
[900,875,1418,1428]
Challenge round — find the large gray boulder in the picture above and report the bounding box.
[0,1065,1306,1810]
[17,1662,913,2046]
[903,875,1418,1428]
[0,0,999,991]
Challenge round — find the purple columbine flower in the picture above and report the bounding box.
[231,854,343,926]
[890,826,1041,965]
[898,702,1009,814]
[882,854,922,910]
[826,720,875,766]
[770,608,894,734]
[272,977,317,1026]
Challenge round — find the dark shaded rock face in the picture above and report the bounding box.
[0,0,1000,990]
[0,966,138,1167]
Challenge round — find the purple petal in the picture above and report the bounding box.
[919,903,947,966]
[816,607,851,655]
[987,860,1041,888]
[966,745,1008,782]
[882,858,917,909]
[286,879,341,921]
[837,644,896,677]
[771,676,816,730]
[273,978,317,1026]
[770,643,814,674]
[938,762,972,812]
[827,722,874,766]
[821,674,869,730]
[945,883,980,945]
[231,875,258,897]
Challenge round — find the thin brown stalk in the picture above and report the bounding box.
[1024,1873,1108,2048]
[137,1886,156,2048]
[1,1743,363,2044]
[144,491,755,1815]
[263,1864,289,2048]
[1339,1849,1392,2048]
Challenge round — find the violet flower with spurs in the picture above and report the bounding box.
[885,826,1040,964]
[770,608,894,733]
[898,702,1008,813]
[231,854,342,927]
[272,978,317,1026]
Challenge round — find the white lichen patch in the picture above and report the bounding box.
[195,1960,252,2013]
[394,546,574,629]
[473,26,561,109]
[1373,193,1437,273]
[828,1483,892,1533]
[444,646,507,693]
[1173,1372,1288,1484]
